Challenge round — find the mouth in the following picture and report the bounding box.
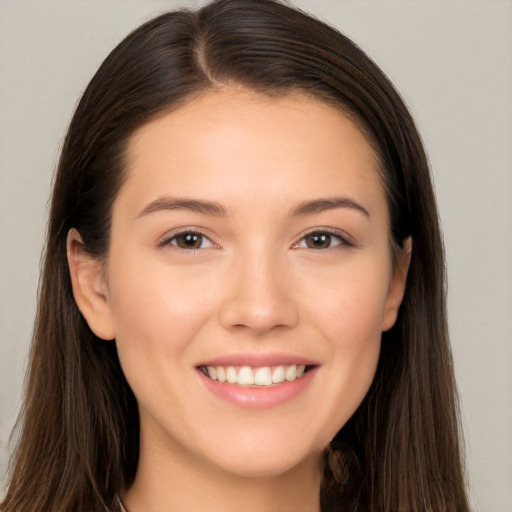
[198,364,316,387]
[197,356,319,408]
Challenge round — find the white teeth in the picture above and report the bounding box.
[203,364,309,387]
[285,364,297,381]
[216,366,226,383]
[237,366,255,385]
[254,366,272,386]
[271,366,285,384]
[226,366,237,384]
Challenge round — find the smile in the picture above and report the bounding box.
[199,364,310,386]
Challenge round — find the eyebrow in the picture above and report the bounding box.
[136,195,370,220]
[137,196,229,218]
[291,197,370,219]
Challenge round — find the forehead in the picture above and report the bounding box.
[120,89,386,219]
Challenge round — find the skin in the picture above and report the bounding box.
[68,89,411,512]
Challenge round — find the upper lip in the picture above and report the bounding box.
[197,352,319,367]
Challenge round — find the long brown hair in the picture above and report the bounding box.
[1,1,469,510]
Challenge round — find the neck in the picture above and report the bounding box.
[123,434,324,512]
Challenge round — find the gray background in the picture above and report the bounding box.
[1,1,511,510]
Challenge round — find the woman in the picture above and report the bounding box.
[0,0,470,510]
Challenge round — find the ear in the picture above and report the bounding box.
[381,237,412,332]
[67,229,116,340]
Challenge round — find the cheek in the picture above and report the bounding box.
[319,273,385,367]
[106,259,220,381]
[105,261,222,429]
[300,254,391,342]
[298,258,390,437]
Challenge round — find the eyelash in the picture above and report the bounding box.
[293,229,355,250]
[158,229,216,251]
[158,228,355,252]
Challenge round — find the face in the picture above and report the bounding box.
[69,89,409,480]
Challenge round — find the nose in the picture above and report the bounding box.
[219,248,299,335]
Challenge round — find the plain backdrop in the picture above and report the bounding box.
[1,1,511,510]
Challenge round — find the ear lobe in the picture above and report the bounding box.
[66,229,116,340]
[381,237,412,332]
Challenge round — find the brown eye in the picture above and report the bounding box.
[170,232,213,250]
[304,233,333,249]
[297,231,351,250]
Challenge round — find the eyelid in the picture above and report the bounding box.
[156,226,356,251]
[292,227,356,249]
[157,227,218,250]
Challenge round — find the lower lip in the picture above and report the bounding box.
[197,367,318,409]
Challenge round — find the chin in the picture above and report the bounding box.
[213,451,320,480]
[198,432,324,480]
